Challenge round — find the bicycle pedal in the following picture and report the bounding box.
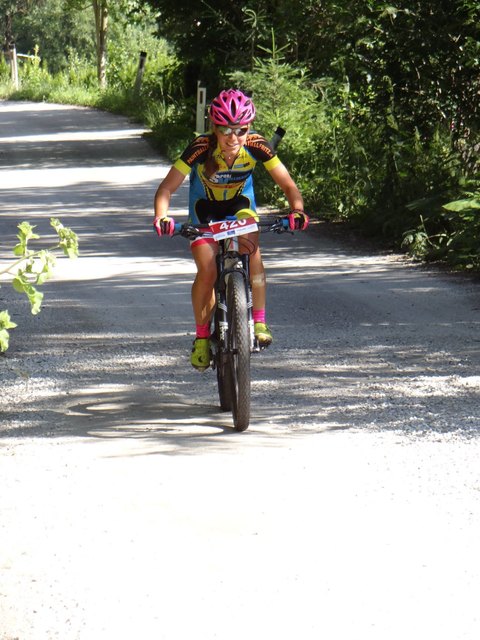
[253,339,270,352]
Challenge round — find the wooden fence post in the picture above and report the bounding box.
[196,81,207,134]
[5,41,19,89]
[134,51,147,98]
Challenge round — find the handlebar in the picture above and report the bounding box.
[173,217,290,239]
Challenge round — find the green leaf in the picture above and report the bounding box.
[17,221,40,242]
[12,276,26,294]
[381,6,399,19]
[0,310,17,330]
[0,329,11,353]
[33,250,56,284]
[28,289,44,315]
[0,310,17,353]
[443,199,480,212]
[15,279,44,315]
[13,243,27,257]
[13,221,39,258]
[50,218,79,259]
[36,269,52,285]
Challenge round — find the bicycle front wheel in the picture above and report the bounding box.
[226,271,251,431]
[214,310,233,412]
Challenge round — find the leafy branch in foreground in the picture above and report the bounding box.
[0,218,79,352]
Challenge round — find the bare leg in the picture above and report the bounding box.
[240,232,265,311]
[190,242,218,326]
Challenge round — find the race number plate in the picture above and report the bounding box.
[209,218,258,241]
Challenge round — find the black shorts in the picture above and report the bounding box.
[192,195,253,224]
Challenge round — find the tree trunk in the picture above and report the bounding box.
[93,0,108,89]
[4,12,13,46]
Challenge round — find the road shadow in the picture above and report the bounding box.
[2,317,479,451]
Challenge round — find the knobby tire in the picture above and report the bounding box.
[215,311,233,412]
[227,271,251,431]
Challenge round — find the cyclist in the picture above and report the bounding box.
[153,88,309,371]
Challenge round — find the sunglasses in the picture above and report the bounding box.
[217,125,249,136]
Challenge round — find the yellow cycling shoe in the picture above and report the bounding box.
[254,322,273,346]
[191,338,211,371]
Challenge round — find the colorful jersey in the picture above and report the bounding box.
[173,133,281,221]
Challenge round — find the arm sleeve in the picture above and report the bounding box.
[264,156,282,171]
[173,158,191,176]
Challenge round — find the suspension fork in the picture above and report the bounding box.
[215,251,228,348]
[215,250,254,352]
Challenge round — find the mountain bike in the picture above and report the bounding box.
[174,216,290,431]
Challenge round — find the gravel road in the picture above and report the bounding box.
[1,101,479,639]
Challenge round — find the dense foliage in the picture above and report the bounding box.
[145,0,480,267]
[2,0,480,269]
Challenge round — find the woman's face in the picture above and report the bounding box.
[215,124,250,157]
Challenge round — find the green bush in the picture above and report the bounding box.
[146,98,195,159]
[402,178,480,269]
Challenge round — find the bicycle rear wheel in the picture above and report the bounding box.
[226,271,251,431]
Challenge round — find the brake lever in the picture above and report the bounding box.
[272,218,293,235]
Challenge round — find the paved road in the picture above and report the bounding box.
[1,101,479,639]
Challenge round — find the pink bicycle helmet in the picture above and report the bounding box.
[209,89,256,126]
